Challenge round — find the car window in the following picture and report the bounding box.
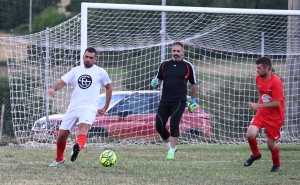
[99,94,128,108]
[109,93,160,115]
[114,95,149,114]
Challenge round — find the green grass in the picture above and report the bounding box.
[0,144,299,185]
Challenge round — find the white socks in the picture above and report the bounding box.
[166,142,175,153]
[169,148,175,154]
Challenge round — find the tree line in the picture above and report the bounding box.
[0,0,288,32]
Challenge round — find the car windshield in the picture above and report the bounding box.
[108,93,161,115]
[99,94,129,108]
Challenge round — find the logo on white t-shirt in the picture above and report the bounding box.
[78,74,92,89]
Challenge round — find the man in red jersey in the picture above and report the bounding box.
[243,56,284,173]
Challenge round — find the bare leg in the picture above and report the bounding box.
[169,136,178,149]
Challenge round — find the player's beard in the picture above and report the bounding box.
[84,62,94,68]
[172,55,182,61]
[258,72,267,78]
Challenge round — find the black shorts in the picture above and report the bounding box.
[156,100,186,128]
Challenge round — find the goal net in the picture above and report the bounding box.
[1,3,300,147]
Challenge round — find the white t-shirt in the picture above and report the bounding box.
[61,65,111,112]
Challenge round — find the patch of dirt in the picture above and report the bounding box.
[0,33,12,62]
[58,0,71,15]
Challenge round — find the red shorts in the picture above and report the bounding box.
[250,117,283,141]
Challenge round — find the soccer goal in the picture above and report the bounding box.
[1,3,300,147]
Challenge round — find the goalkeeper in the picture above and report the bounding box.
[151,42,198,160]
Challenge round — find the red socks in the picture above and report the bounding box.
[248,138,280,166]
[271,146,280,167]
[55,134,87,162]
[248,138,260,157]
[76,134,87,150]
[56,141,66,162]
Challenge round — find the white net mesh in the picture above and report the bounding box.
[1,4,300,147]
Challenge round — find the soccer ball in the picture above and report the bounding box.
[99,150,117,167]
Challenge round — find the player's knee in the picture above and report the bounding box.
[155,122,170,139]
[246,127,258,140]
[170,129,180,137]
[246,133,254,140]
[246,133,255,140]
[160,132,170,140]
[57,135,68,142]
[57,130,70,142]
[267,139,277,150]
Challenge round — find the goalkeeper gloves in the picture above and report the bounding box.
[151,78,158,88]
[188,98,199,113]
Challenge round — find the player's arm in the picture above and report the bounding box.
[188,63,198,112]
[48,79,67,98]
[191,83,197,98]
[188,63,197,98]
[249,101,280,111]
[157,79,163,86]
[103,83,112,110]
[98,83,112,114]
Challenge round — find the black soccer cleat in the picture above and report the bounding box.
[270,166,282,173]
[244,154,261,167]
[70,143,80,162]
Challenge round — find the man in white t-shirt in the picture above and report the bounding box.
[49,47,112,168]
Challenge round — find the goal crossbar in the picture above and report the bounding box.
[82,3,300,15]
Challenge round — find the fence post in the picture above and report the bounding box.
[0,104,5,141]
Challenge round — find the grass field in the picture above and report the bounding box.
[0,144,299,185]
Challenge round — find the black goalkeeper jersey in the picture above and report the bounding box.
[156,58,197,102]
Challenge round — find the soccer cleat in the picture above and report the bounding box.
[270,166,282,173]
[166,151,175,160]
[70,143,80,162]
[49,158,65,168]
[244,154,261,167]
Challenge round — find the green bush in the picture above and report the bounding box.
[32,7,69,31]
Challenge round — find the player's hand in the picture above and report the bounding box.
[249,103,259,111]
[151,78,158,88]
[98,107,108,115]
[188,98,199,113]
[48,88,56,98]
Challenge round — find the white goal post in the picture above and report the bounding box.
[1,3,300,147]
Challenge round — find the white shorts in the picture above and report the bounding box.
[59,109,97,131]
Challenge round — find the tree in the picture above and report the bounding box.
[0,0,61,30]
[66,0,287,15]
[32,7,69,31]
